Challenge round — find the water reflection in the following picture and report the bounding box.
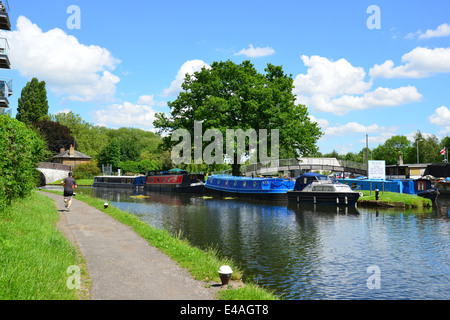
[73,187,449,300]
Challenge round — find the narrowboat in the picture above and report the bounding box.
[335,177,438,201]
[93,175,146,188]
[287,172,361,205]
[144,169,205,193]
[436,178,450,196]
[205,175,295,200]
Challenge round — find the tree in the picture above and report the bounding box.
[98,138,121,170]
[32,120,77,155]
[154,60,322,176]
[16,78,49,125]
[372,135,412,165]
[52,111,108,160]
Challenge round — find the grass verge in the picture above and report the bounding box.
[0,191,85,300]
[359,190,432,209]
[49,178,94,186]
[41,189,280,300]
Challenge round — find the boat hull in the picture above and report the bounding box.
[144,172,205,193]
[205,175,294,200]
[436,181,450,195]
[93,176,146,188]
[205,185,289,200]
[287,190,360,205]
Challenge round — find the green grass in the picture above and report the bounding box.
[359,190,432,209]
[0,191,84,300]
[49,178,93,186]
[42,190,280,300]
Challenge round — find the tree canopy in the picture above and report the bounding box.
[16,78,49,125]
[154,60,322,175]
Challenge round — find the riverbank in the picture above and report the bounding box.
[357,190,432,209]
[49,178,94,186]
[40,189,279,300]
[0,191,84,299]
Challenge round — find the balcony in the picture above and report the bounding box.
[0,78,12,109]
[0,1,10,31]
[0,38,10,69]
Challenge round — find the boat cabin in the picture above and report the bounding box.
[294,172,330,191]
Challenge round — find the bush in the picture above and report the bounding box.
[118,159,160,175]
[0,115,47,211]
[73,163,101,179]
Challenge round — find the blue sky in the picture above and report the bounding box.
[1,0,450,155]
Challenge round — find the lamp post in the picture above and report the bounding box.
[416,139,423,164]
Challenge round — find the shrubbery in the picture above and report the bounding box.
[73,163,101,179]
[119,159,160,175]
[0,116,47,211]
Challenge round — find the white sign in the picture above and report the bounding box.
[368,160,386,180]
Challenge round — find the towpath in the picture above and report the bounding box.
[40,191,217,300]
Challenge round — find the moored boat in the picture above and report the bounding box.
[287,172,361,205]
[144,169,205,193]
[205,175,295,200]
[93,175,146,188]
[436,178,450,196]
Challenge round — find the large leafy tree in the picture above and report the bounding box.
[32,120,77,155]
[154,60,322,175]
[16,78,49,125]
[373,135,412,165]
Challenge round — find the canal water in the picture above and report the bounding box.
[73,187,449,300]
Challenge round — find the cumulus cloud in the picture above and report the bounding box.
[405,23,450,40]
[93,98,158,129]
[325,122,383,137]
[370,47,450,78]
[234,44,275,58]
[0,16,120,102]
[294,55,422,115]
[429,106,450,126]
[161,59,210,97]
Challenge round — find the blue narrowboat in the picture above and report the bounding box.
[93,175,146,188]
[205,175,295,200]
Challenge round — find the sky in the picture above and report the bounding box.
[1,0,450,155]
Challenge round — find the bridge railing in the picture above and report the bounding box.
[211,158,367,176]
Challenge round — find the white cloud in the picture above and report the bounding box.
[93,100,158,129]
[308,114,329,129]
[234,44,275,58]
[325,122,383,137]
[0,16,121,102]
[161,59,210,97]
[294,55,371,97]
[294,55,422,115]
[370,47,450,78]
[419,23,450,39]
[429,106,450,126]
[137,95,156,106]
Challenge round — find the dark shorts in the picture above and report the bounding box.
[64,191,74,197]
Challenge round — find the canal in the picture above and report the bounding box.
[74,187,449,300]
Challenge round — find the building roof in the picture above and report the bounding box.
[52,149,92,159]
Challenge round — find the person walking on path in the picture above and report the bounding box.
[61,172,77,211]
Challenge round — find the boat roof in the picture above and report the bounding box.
[298,172,327,178]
